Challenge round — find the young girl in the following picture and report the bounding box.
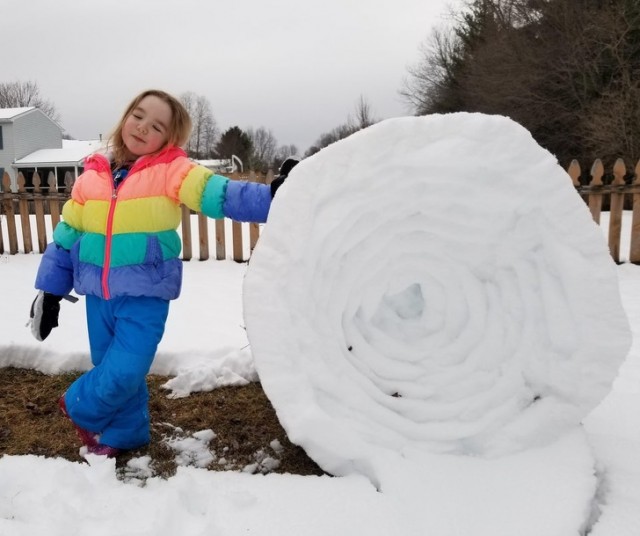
[29,89,292,457]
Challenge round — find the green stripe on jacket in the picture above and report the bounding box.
[53,221,83,250]
[79,231,182,267]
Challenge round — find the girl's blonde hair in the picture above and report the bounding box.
[109,89,192,165]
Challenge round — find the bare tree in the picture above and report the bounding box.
[0,80,60,123]
[401,0,640,165]
[349,95,378,129]
[573,2,640,164]
[247,127,278,172]
[179,92,218,158]
[273,144,299,170]
[305,95,379,157]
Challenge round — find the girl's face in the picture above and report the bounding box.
[121,95,172,159]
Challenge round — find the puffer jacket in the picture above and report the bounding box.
[35,146,272,300]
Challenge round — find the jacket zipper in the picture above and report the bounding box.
[93,158,144,299]
[101,185,119,300]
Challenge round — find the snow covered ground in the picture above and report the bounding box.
[1,114,639,535]
[1,256,638,536]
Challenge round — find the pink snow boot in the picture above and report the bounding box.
[58,395,99,448]
[86,443,122,458]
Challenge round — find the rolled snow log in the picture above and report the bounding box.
[243,113,630,478]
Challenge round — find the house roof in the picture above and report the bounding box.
[195,158,232,167]
[13,139,104,168]
[0,107,35,122]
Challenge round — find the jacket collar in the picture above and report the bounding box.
[83,145,187,175]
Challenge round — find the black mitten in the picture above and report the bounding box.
[29,291,63,341]
[270,157,300,198]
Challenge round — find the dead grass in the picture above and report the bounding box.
[0,367,324,480]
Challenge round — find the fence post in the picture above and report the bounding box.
[1,172,18,254]
[198,212,209,261]
[17,173,33,254]
[248,170,262,252]
[588,159,604,224]
[228,170,245,262]
[48,171,62,230]
[567,159,586,207]
[608,159,626,263]
[215,219,226,260]
[232,220,243,262]
[0,171,8,255]
[0,171,8,254]
[181,205,192,261]
[63,171,75,195]
[567,160,580,186]
[0,186,3,254]
[33,171,47,253]
[630,159,640,264]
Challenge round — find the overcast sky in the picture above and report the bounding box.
[3,0,457,153]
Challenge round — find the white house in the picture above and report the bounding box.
[0,107,63,190]
[14,139,104,190]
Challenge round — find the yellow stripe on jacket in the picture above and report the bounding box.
[80,198,181,234]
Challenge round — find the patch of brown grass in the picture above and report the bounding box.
[0,367,324,480]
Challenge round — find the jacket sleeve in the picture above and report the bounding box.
[35,242,74,296]
[221,179,272,223]
[174,161,272,223]
[34,192,84,296]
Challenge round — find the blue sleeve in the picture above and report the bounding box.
[222,181,272,223]
[35,242,74,296]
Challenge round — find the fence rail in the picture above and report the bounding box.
[0,169,273,262]
[3,159,640,263]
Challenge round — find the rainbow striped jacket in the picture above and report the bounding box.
[35,146,272,300]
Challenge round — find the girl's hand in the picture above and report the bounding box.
[28,291,63,341]
[271,158,300,198]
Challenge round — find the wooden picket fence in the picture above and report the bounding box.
[568,158,640,263]
[0,169,273,262]
[2,159,640,263]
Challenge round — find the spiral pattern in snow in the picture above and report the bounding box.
[243,113,630,478]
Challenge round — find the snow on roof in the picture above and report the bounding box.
[195,158,231,167]
[14,139,105,167]
[0,107,35,121]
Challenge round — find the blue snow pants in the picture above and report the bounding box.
[64,295,170,450]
